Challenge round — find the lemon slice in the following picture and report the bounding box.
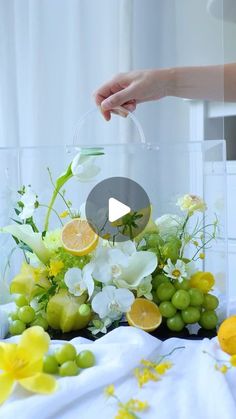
[61,218,98,256]
[126,298,162,332]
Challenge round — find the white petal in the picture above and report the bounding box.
[64,268,82,288]
[108,248,130,268]
[83,264,95,298]
[92,262,112,283]
[19,205,35,220]
[0,309,9,338]
[92,291,110,318]
[114,241,136,256]
[119,251,157,288]
[115,288,135,312]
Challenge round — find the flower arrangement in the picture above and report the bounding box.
[0,147,221,338]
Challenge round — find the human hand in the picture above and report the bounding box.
[93,69,172,120]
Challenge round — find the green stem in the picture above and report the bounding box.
[44,174,72,231]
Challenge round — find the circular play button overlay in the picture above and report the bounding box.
[85,177,151,242]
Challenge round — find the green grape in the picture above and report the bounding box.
[162,238,182,262]
[9,320,26,335]
[159,301,177,318]
[174,279,190,291]
[152,274,169,290]
[167,313,185,332]
[156,282,175,301]
[31,316,49,330]
[76,350,95,368]
[202,294,219,311]
[43,355,59,374]
[181,307,201,324]
[55,343,77,364]
[79,304,91,317]
[188,288,204,306]
[15,295,29,308]
[172,290,190,310]
[10,311,19,321]
[59,361,79,377]
[199,310,218,330]
[18,306,35,324]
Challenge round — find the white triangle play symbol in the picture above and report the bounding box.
[108,197,131,223]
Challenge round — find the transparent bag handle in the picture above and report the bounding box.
[72,106,147,145]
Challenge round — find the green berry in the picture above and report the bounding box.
[79,304,91,317]
[152,274,169,290]
[188,288,204,306]
[202,294,219,311]
[172,290,190,310]
[167,313,185,332]
[9,320,26,335]
[159,301,177,318]
[10,311,19,321]
[76,350,95,368]
[43,355,59,374]
[174,279,190,291]
[199,310,218,330]
[15,295,29,307]
[59,361,79,376]
[31,316,49,330]
[18,306,35,324]
[55,343,77,364]
[181,307,201,324]
[156,282,175,301]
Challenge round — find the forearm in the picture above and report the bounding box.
[166,64,236,102]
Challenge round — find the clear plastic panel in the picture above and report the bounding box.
[0,140,228,321]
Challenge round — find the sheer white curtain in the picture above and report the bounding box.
[0,0,135,148]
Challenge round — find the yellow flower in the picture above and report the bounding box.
[189,271,215,293]
[125,399,149,412]
[48,260,64,277]
[10,262,50,298]
[134,367,159,387]
[230,355,236,367]
[104,384,115,397]
[177,194,207,215]
[115,409,135,419]
[199,253,205,260]
[193,241,199,247]
[0,326,57,404]
[60,210,69,219]
[155,361,172,375]
[220,365,228,374]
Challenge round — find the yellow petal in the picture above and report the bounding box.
[0,373,14,404]
[17,326,50,363]
[19,373,57,394]
[0,343,18,370]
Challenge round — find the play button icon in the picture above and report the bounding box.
[108,198,131,222]
[85,177,151,242]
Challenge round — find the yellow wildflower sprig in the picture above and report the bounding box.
[134,346,185,388]
[104,385,149,419]
[203,350,236,374]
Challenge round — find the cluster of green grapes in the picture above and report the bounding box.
[43,342,95,377]
[152,274,219,332]
[9,295,48,336]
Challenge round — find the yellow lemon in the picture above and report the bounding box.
[126,298,162,332]
[217,315,236,355]
[61,218,98,256]
[189,271,215,293]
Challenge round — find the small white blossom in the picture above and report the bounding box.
[163,258,187,282]
[92,285,135,321]
[136,275,153,300]
[88,317,112,335]
[64,266,94,298]
[19,187,37,220]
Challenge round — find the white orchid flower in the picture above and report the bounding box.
[1,224,51,265]
[0,309,9,338]
[163,258,187,282]
[19,187,37,220]
[64,266,94,298]
[155,214,183,238]
[71,149,101,182]
[88,317,112,335]
[136,275,153,300]
[92,285,134,320]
